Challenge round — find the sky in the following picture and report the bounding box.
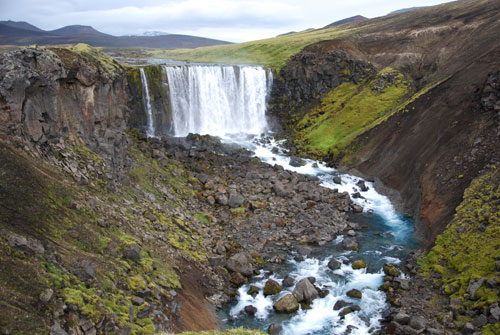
[0,0,452,42]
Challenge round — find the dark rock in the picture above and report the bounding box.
[273,294,299,313]
[227,252,253,277]
[472,314,488,328]
[318,289,329,298]
[51,320,68,335]
[426,328,444,335]
[467,279,485,300]
[333,300,350,310]
[489,303,500,321]
[293,278,319,303]
[263,279,283,296]
[394,278,409,290]
[352,205,363,213]
[307,276,316,285]
[230,272,248,287]
[333,176,342,184]
[208,256,226,267]
[131,296,144,306]
[356,180,369,192]
[393,312,411,325]
[463,322,475,334]
[70,259,96,282]
[409,316,427,330]
[7,233,45,254]
[297,246,312,257]
[328,258,341,270]
[228,191,245,208]
[346,289,362,299]
[122,244,142,262]
[351,192,362,199]
[247,286,260,297]
[244,305,258,316]
[289,156,306,167]
[339,305,360,318]
[282,275,295,287]
[268,323,283,335]
[342,237,359,251]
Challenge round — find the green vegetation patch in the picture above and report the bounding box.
[420,163,500,316]
[295,68,410,159]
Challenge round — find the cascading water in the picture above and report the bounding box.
[160,63,419,335]
[164,65,271,137]
[139,68,155,137]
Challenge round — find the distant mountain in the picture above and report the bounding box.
[277,31,297,37]
[0,20,44,32]
[48,25,111,37]
[0,21,231,49]
[389,7,426,15]
[324,15,367,28]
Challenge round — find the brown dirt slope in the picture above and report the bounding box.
[344,45,500,246]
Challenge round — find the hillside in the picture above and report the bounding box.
[0,21,231,49]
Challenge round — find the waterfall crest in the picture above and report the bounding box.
[164,65,272,137]
[139,68,155,137]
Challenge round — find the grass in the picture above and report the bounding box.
[294,68,410,159]
[143,25,363,68]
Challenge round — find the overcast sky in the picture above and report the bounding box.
[0,0,452,42]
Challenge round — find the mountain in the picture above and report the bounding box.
[324,15,367,28]
[389,6,426,14]
[0,20,44,32]
[48,25,111,36]
[0,21,231,49]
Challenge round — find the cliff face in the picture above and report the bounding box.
[0,45,130,172]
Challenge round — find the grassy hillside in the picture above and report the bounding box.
[144,25,361,68]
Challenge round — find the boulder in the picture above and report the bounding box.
[346,289,362,299]
[282,275,295,287]
[297,246,312,257]
[339,305,360,318]
[328,258,341,270]
[227,252,253,277]
[267,323,283,335]
[7,233,45,254]
[356,180,369,192]
[463,322,475,334]
[352,205,363,213]
[383,264,401,277]
[264,279,283,296]
[70,259,96,282]
[467,278,485,300]
[409,316,427,330]
[333,176,342,184]
[472,314,487,328]
[293,278,319,303]
[394,312,411,325]
[289,157,306,167]
[122,244,142,262]
[342,237,359,251]
[333,300,350,310]
[230,272,248,287]
[228,191,245,208]
[273,294,299,313]
[51,320,68,335]
[244,305,258,316]
[247,286,260,297]
[351,259,367,269]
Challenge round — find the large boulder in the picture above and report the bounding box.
[342,237,359,251]
[228,190,245,208]
[293,278,319,303]
[264,279,283,296]
[70,259,96,282]
[273,294,299,313]
[122,244,142,262]
[351,259,367,269]
[267,323,283,335]
[227,252,253,277]
[328,258,341,270]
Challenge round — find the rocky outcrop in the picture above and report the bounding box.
[0,46,130,173]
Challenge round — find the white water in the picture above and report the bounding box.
[164,65,271,137]
[139,68,155,137]
[162,64,417,335]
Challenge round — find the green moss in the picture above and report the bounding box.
[194,211,210,225]
[127,274,147,291]
[295,68,410,159]
[420,163,500,319]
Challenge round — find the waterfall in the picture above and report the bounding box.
[164,65,272,137]
[139,68,155,137]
